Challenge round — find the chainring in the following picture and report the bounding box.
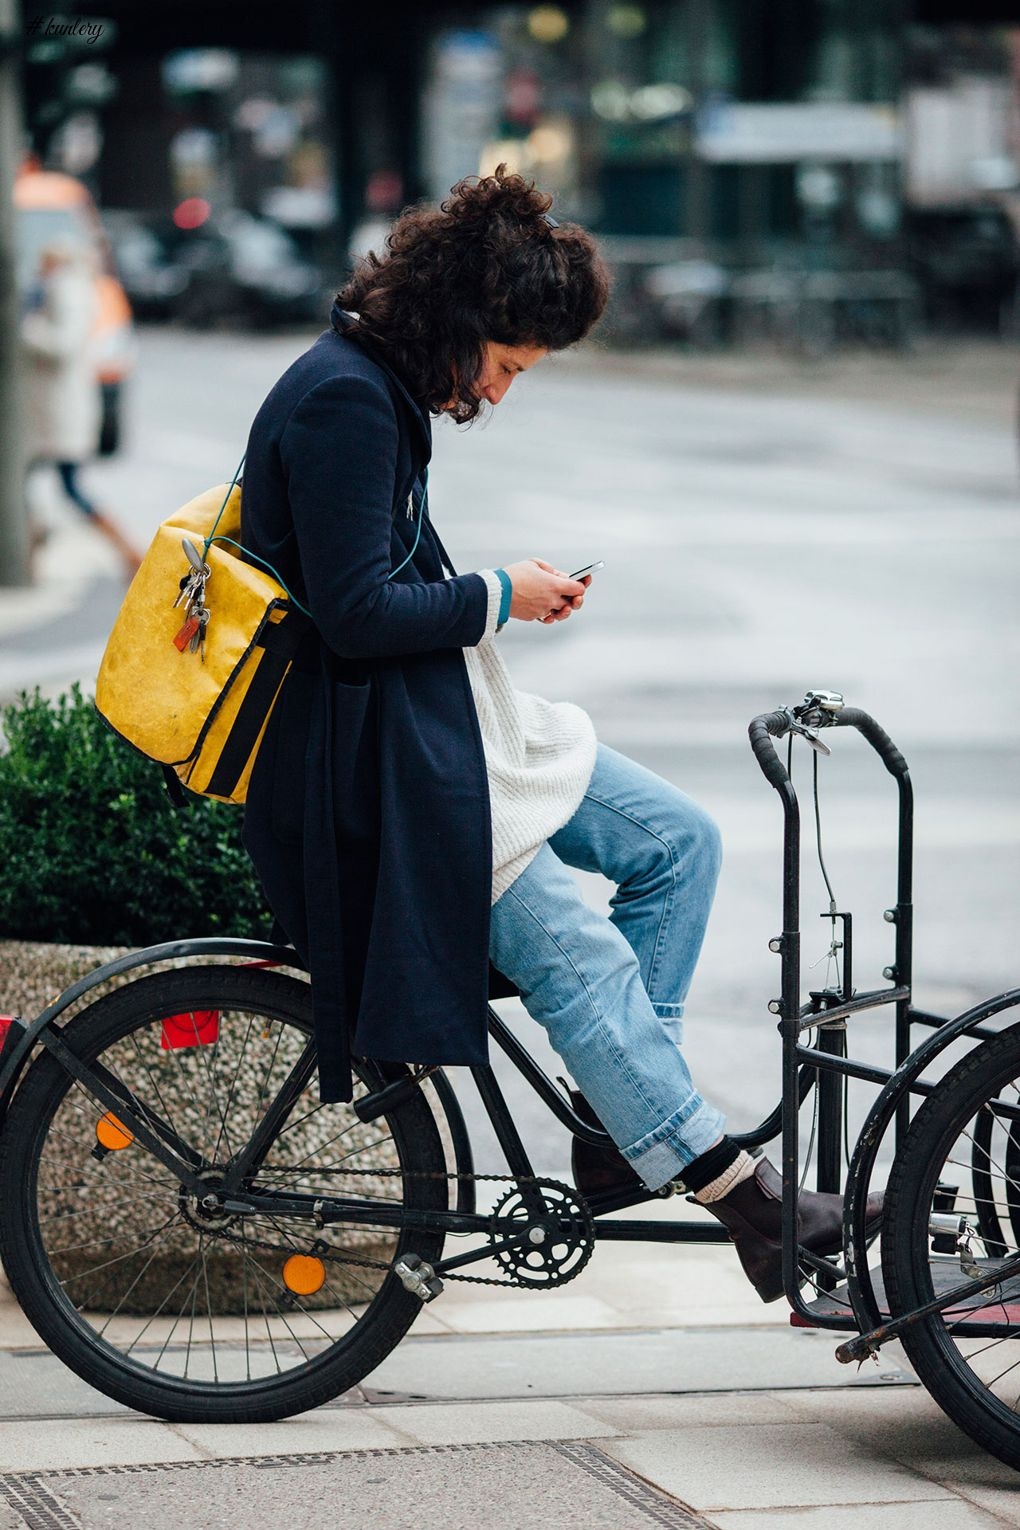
[488,1180,594,1288]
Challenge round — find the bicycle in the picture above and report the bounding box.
[1,690,1019,1470]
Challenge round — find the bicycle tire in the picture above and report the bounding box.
[883,1014,1020,1470]
[0,965,447,1424]
[969,1105,1020,1258]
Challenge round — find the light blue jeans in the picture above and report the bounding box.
[489,743,726,1191]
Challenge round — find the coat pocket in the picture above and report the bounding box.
[268,669,316,843]
[280,671,374,842]
[327,676,374,833]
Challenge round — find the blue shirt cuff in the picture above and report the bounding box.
[494,568,512,630]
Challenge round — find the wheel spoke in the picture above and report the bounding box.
[151,1257,203,1369]
[125,1254,205,1358]
[211,1011,256,1165]
[56,1213,182,1288]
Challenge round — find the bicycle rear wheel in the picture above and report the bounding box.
[883,1014,1020,1469]
[0,965,447,1423]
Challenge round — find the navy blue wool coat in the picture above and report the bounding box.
[241,303,494,1102]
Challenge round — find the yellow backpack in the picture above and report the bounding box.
[95,461,310,805]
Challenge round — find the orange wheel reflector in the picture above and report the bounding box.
[282,1254,326,1296]
[95,1112,134,1151]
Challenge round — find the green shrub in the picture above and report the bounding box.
[0,685,273,946]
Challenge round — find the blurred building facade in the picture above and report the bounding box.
[20,1,1020,337]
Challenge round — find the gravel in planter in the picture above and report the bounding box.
[22,980,404,1315]
[0,939,134,1023]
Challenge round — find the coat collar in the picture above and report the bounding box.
[330,301,432,464]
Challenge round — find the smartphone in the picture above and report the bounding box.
[569,560,605,580]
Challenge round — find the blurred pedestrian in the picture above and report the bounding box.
[20,237,142,580]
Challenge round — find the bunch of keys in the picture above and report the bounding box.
[172,538,211,659]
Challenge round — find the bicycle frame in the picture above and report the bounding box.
[2,699,1016,1334]
[0,940,775,1264]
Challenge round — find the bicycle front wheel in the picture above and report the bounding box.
[883,1014,1020,1470]
[0,965,447,1423]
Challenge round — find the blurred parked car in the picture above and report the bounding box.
[15,167,135,456]
[99,211,193,319]
[905,204,1020,336]
[103,209,327,328]
[642,260,731,347]
[219,212,326,324]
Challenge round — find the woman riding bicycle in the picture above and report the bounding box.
[240,164,880,1304]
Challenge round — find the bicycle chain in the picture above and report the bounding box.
[198,1168,593,1291]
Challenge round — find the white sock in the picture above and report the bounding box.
[693,1150,757,1205]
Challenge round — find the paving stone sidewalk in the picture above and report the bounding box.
[1,1232,1018,1529]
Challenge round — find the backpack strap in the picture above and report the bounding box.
[202,454,246,557]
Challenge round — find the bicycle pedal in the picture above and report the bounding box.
[393,1252,445,1303]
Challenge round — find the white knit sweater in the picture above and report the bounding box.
[468,570,598,903]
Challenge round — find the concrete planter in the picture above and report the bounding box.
[1,937,133,1024]
[0,941,393,1315]
[1,940,132,1304]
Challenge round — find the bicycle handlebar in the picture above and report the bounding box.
[832,707,909,779]
[748,698,909,792]
[748,711,794,790]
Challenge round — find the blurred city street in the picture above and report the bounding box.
[2,329,1018,1171]
[5,3,1020,1517]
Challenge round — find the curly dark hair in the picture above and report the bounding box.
[336,164,610,424]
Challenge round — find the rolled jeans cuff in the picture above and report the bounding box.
[622,1097,728,1192]
[651,1000,684,1046]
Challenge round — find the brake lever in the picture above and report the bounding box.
[788,719,831,756]
[791,689,844,748]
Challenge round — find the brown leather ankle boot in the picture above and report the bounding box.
[568,1089,643,1198]
[700,1156,884,1304]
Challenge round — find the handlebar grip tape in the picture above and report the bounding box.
[835,707,909,779]
[748,713,792,789]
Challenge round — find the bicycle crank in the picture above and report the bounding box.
[484,1181,594,1288]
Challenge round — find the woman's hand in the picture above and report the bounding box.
[503,559,591,624]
